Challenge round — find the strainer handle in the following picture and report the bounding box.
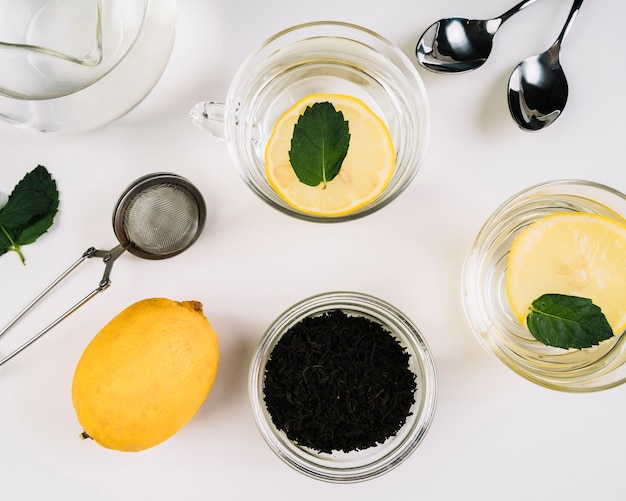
[0,245,124,367]
[0,248,95,340]
[0,282,109,367]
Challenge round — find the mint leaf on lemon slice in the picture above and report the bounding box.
[506,212,626,349]
[289,101,350,188]
[265,93,396,217]
[526,294,614,350]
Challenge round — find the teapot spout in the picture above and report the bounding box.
[190,101,226,140]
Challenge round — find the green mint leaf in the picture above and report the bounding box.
[526,294,614,350]
[288,102,350,187]
[0,165,59,265]
[0,165,58,229]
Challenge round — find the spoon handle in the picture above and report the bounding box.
[500,0,541,24]
[554,0,585,46]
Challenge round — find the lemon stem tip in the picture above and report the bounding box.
[183,300,203,312]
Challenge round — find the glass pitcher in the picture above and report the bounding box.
[0,0,176,133]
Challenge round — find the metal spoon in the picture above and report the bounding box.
[507,0,584,131]
[416,0,540,73]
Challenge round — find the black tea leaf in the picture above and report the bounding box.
[263,310,417,453]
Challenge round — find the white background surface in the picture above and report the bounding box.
[1,0,625,499]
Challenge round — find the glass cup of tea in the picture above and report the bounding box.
[462,179,626,392]
[0,0,176,133]
[191,21,430,222]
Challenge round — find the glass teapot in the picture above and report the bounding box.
[0,0,176,133]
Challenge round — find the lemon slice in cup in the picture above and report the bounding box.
[506,212,626,334]
[264,93,396,217]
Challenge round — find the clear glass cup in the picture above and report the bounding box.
[0,0,176,133]
[249,291,437,483]
[462,180,626,392]
[191,21,430,222]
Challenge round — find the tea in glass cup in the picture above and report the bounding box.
[191,21,430,222]
[462,179,626,392]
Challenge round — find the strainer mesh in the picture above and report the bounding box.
[122,183,200,256]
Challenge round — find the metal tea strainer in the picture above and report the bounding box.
[0,172,206,367]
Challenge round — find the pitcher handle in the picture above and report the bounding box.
[190,101,226,140]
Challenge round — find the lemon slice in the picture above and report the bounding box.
[265,93,396,217]
[506,212,626,334]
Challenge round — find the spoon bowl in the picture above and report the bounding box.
[416,0,539,73]
[416,18,499,73]
[507,46,568,131]
[508,0,584,131]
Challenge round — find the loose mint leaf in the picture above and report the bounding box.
[0,165,59,264]
[526,294,614,350]
[289,102,350,187]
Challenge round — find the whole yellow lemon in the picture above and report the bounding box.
[71,298,219,452]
